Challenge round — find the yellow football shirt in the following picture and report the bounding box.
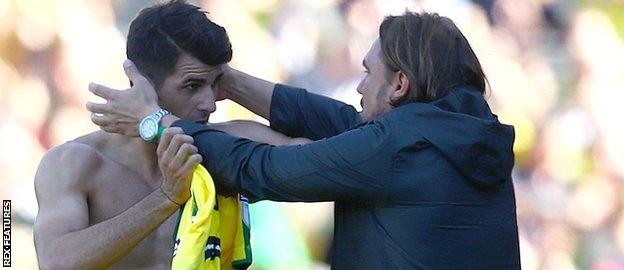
[171,165,252,270]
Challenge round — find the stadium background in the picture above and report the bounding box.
[1,0,623,269]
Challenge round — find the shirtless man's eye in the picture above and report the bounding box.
[33,2,310,269]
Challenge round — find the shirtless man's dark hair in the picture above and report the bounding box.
[33,1,304,269]
[127,0,232,90]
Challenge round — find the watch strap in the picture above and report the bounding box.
[154,108,170,119]
[154,109,171,142]
[155,125,166,142]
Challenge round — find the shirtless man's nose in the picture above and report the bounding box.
[35,1,233,269]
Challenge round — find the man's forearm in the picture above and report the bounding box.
[210,120,311,146]
[40,189,178,270]
[223,68,275,119]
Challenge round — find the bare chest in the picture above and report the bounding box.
[87,163,179,269]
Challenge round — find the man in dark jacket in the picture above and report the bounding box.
[87,11,520,269]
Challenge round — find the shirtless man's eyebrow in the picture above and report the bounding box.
[33,1,310,269]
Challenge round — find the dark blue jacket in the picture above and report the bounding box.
[172,84,521,269]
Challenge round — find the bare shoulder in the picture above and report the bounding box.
[33,134,108,263]
[34,132,105,193]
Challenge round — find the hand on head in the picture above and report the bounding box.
[213,64,233,102]
[86,59,161,136]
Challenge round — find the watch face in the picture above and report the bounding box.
[140,117,158,141]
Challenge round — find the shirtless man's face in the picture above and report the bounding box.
[157,53,224,124]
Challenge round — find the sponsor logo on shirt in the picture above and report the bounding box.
[204,236,221,260]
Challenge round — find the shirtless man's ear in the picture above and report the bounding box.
[35,1,313,269]
[34,1,229,269]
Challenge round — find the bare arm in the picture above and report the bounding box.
[34,132,198,270]
[86,61,277,135]
[217,66,275,120]
[33,144,178,270]
[209,120,312,146]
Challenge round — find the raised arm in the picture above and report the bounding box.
[219,66,361,139]
[210,120,311,146]
[172,118,395,203]
[33,129,199,269]
[217,66,275,120]
[86,61,361,140]
[267,84,361,139]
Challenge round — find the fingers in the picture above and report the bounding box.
[214,85,226,101]
[88,83,117,101]
[158,129,194,174]
[90,113,111,127]
[214,64,232,101]
[157,127,184,157]
[86,102,108,114]
[86,61,157,136]
[163,134,193,163]
[123,59,149,86]
[177,153,202,176]
[157,130,198,182]
[122,59,160,114]
[168,143,198,173]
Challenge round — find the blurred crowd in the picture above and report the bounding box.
[1,0,623,269]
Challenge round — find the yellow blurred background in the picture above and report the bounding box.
[1,0,624,269]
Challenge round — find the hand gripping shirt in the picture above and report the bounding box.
[172,84,520,269]
[171,165,252,270]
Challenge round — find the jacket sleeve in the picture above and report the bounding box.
[269,84,362,140]
[172,119,394,203]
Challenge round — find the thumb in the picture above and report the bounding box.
[123,59,149,86]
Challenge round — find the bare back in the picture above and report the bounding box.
[34,131,178,269]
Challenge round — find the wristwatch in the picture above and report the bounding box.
[139,108,171,142]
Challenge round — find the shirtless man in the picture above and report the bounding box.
[33,1,304,269]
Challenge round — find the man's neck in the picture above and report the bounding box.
[107,133,162,184]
